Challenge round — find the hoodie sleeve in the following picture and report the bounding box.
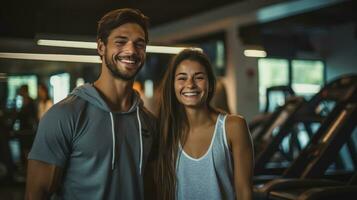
[140,107,159,162]
[28,101,74,168]
[140,107,159,200]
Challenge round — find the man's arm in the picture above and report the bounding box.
[226,115,254,200]
[25,160,63,200]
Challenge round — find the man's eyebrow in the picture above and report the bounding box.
[194,72,205,75]
[113,36,146,43]
[113,36,128,40]
[135,38,146,43]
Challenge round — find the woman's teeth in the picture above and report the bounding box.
[183,92,199,96]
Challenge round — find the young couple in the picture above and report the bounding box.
[25,8,253,200]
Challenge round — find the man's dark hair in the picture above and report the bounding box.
[97,8,149,44]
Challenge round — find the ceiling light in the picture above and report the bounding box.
[37,39,96,49]
[244,49,267,58]
[37,39,201,54]
[0,73,7,82]
[0,53,101,63]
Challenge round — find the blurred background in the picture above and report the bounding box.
[0,0,356,199]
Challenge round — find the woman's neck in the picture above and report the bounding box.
[185,106,215,128]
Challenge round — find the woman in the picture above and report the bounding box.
[156,49,254,200]
[37,83,53,120]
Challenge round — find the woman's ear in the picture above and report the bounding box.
[97,39,105,57]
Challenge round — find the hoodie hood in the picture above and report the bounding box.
[71,83,141,113]
[71,83,144,172]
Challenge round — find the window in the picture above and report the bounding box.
[50,73,70,104]
[258,58,289,111]
[292,60,324,99]
[179,32,226,76]
[199,40,225,76]
[258,58,325,112]
[7,75,38,108]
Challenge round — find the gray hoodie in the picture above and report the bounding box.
[28,83,157,200]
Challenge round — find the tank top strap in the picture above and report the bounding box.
[214,113,229,151]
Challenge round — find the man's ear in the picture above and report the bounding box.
[97,39,105,57]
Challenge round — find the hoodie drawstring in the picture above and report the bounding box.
[110,109,143,173]
[109,112,115,170]
[136,107,143,175]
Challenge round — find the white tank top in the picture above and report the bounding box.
[176,114,235,200]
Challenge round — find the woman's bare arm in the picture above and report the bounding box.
[226,115,254,200]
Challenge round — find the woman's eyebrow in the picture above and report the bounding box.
[175,72,187,77]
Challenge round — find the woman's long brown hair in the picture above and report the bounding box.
[156,49,216,200]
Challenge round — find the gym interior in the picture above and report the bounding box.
[1,0,357,199]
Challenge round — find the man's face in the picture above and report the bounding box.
[98,23,147,80]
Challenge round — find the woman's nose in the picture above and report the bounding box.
[186,77,196,88]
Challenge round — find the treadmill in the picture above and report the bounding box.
[254,91,357,200]
[270,172,357,200]
[249,85,295,134]
[254,74,357,176]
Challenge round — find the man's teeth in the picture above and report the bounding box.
[121,59,135,64]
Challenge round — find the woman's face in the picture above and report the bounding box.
[38,86,47,100]
[174,59,209,108]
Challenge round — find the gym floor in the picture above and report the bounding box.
[0,182,25,200]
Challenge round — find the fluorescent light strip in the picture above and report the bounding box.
[0,73,7,80]
[37,39,201,54]
[147,46,200,54]
[244,50,267,58]
[37,39,97,49]
[0,53,101,63]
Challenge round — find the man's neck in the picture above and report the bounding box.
[94,75,135,112]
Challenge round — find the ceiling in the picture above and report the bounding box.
[239,0,357,41]
[239,0,357,56]
[1,0,356,44]
[0,0,356,70]
[0,0,241,39]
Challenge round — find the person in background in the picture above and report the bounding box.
[14,85,38,179]
[26,8,157,200]
[17,84,37,131]
[37,83,53,120]
[211,77,231,113]
[156,49,254,200]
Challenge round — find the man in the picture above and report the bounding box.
[25,8,157,199]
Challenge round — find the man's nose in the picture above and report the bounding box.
[123,41,136,54]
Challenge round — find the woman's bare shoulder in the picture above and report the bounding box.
[224,114,250,143]
[225,114,247,130]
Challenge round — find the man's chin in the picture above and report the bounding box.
[107,61,143,81]
[111,70,138,81]
[112,73,135,81]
